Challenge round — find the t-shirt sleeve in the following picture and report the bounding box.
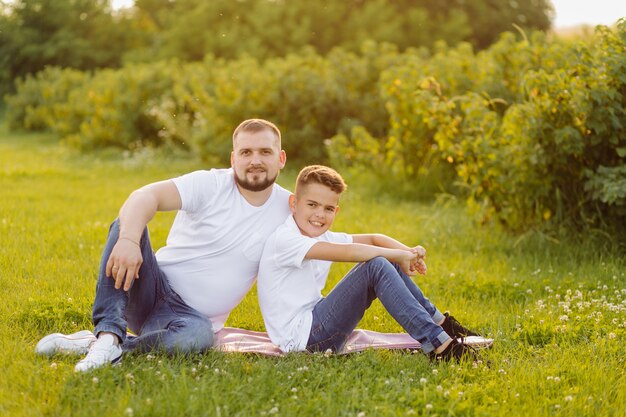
[273,228,319,269]
[171,170,219,213]
[325,230,353,244]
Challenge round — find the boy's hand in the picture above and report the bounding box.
[411,245,426,259]
[412,259,427,276]
[409,245,427,275]
[391,250,419,276]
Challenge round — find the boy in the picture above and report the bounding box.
[257,165,488,361]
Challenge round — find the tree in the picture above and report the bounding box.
[0,0,131,95]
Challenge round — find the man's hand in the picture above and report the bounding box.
[105,237,143,291]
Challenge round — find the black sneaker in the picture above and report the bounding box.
[429,338,478,362]
[440,312,479,338]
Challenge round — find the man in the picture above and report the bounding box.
[35,119,291,371]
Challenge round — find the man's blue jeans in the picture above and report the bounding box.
[91,219,214,353]
[306,257,450,354]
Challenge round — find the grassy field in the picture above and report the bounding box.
[1,126,624,417]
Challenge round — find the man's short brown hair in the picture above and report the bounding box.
[232,119,281,147]
[295,165,347,196]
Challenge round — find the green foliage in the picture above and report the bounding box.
[130,0,551,61]
[5,20,625,238]
[5,67,89,131]
[0,0,553,96]
[0,0,131,95]
[330,22,626,236]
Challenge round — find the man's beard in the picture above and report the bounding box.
[234,168,277,192]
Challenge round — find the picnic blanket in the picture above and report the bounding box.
[214,327,422,356]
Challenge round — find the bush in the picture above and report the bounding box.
[6,23,625,239]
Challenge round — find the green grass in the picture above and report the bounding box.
[1,127,624,417]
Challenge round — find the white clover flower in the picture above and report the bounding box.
[92,377,99,384]
[420,378,427,384]
[425,404,433,410]
[124,408,133,417]
[432,369,438,375]
[565,395,573,402]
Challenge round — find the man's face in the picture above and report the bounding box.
[231,129,286,192]
[289,183,340,238]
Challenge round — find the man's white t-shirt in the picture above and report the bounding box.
[155,168,291,331]
[257,215,352,352]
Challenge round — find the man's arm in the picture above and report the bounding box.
[107,180,182,291]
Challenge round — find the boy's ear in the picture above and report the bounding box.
[288,194,296,213]
[335,205,340,214]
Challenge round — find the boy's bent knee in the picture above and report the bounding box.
[365,256,393,271]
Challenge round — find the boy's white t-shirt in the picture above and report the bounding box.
[257,215,352,352]
[155,168,291,331]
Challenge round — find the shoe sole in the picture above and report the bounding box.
[35,330,96,356]
[457,335,494,349]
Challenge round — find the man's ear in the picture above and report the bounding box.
[288,194,296,213]
[279,150,286,169]
[230,151,234,167]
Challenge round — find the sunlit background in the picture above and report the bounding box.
[109,0,626,28]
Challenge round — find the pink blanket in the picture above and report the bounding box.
[214,327,422,356]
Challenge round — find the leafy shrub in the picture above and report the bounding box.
[5,67,89,131]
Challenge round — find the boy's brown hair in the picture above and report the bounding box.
[232,119,282,147]
[295,165,347,196]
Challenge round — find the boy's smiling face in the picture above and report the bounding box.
[289,183,340,238]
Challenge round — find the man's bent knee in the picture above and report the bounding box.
[167,318,214,354]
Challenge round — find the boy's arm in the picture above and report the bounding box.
[305,242,417,276]
[352,234,426,256]
[352,234,427,275]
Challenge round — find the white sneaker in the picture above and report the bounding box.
[35,330,97,356]
[74,335,123,372]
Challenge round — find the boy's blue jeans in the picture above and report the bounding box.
[91,219,214,353]
[306,257,450,354]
